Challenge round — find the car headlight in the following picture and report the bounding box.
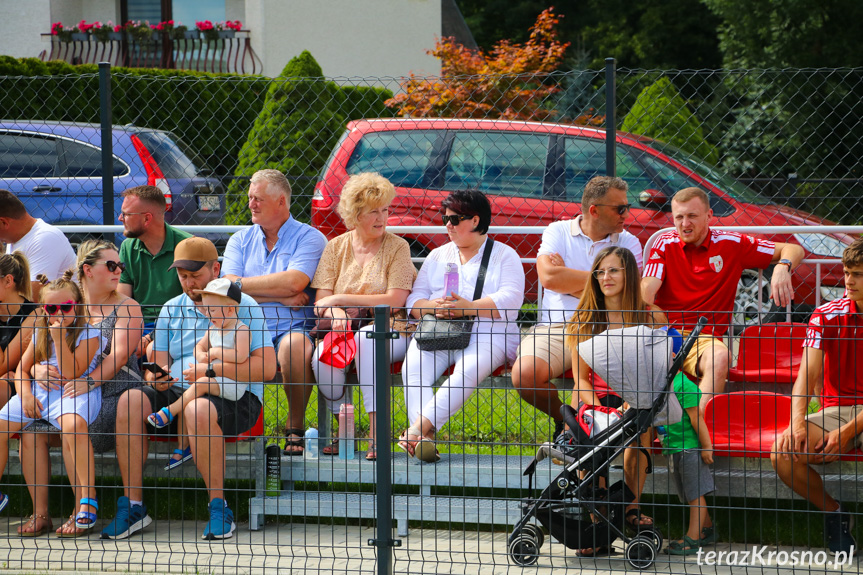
[794,233,848,257]
[820,286,845,302]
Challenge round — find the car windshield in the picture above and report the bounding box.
[135,130,209,178]
[647,140,771,205]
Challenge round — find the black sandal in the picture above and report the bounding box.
[283,427,304,456]
[625,507,654,531]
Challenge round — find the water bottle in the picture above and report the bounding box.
[304,427,319,460]
[338,404,355,460]
[443,263,459,298]
[265,443,281,496]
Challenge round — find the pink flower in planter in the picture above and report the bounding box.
[224,20,243,31]
[196,20,215,31]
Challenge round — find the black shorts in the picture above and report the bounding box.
[141,385,262,437]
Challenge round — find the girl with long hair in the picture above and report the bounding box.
[0,271,106,537]
[565,246,666,555]
[0,251,37,409]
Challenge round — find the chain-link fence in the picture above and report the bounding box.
[0,62,862,573]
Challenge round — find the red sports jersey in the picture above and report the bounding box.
[644,229,774,336]
[804,297,863,408]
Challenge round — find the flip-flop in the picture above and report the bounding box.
[56,515,88,538]
[625,507,654,531]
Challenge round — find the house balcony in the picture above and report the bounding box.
[40,31,262,75]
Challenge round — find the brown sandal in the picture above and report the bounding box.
[56,515,88,538]
[322,439,339,456]
[18,514,52,537]
[397,428,422,458]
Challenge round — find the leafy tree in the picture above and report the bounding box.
[702,0,863,67]
[621,76,718,163]
[385,8,569,120]
[227,51,391,224]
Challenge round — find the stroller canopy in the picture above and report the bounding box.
[576,325,683,427]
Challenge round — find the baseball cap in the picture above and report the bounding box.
[169,237,219,271]
[193,277,242,303]
[318,328,357,369]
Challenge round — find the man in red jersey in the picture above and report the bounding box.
[642,187,803,412]
[771,238,863,556]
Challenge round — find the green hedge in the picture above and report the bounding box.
[0,56,270,177]
[226,51,393,224]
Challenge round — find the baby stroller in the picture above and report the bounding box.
[508,317,707,570]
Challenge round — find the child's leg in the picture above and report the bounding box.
[168,379,221,463]
[0,418,27,484]
[685,495,712,540]
[57,414,96,532]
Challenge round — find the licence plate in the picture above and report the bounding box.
[198,195,220,211]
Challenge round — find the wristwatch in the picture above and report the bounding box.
[87,376,96,390]
[778,258,793,271]
[205,362,217,378]
[235,277,243,291]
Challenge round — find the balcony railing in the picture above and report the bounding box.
[40,30,262,75]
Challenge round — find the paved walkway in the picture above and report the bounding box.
[0,518,858,574]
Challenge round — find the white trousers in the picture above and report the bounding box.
[311,324,410,415]
[402,336,506,431]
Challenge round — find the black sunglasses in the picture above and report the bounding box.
[442,214,470,226]
[43,300,75,315]
[594,203,632,215]
[96,260,126,273]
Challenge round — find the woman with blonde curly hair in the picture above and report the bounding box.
[308,172,416,460]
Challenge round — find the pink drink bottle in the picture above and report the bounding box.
[338,404,355,460]
[443,263,459,297]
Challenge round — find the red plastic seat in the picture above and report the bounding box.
[727,323,807,384]
[150,406,263,443]
[705,392,791,457]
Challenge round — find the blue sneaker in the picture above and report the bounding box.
[202,498,235,540]
[0,492,8,513]
[101,496,152,540]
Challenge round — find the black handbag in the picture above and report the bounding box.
[414,238,494,351]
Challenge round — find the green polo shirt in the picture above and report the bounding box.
[119,224,192,324]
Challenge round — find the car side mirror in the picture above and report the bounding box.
[639,189,670,211]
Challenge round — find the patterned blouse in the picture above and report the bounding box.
[311,231,416,332]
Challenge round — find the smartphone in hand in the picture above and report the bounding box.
[142,362,170,378]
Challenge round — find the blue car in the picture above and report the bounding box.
[0,121,225,247]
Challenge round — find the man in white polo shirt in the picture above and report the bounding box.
[0,190,76,300]
[511,176,643,433]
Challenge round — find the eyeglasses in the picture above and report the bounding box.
[592,267,624,279]
[119,211,149,219]
[594,203,632,215]
[442,214,470,226]
[95,260,126,273]
[43,300,75,315]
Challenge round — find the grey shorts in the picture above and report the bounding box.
[670,449,715,503]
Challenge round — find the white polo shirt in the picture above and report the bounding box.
[536,216,643,325]
[5,218,77,282]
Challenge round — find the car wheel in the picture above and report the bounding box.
[732,267,773,332]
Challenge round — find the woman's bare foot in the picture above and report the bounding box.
[18,514,52,537]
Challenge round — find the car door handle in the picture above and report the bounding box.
[32,185,62,192]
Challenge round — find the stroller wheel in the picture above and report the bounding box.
[522,523,545,549]
[508,534,540,566]
[641,527,663,552]
[625,534,657,570]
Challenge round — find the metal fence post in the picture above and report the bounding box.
[367,304,399,574]
[98,62,114,231]
[605,57,616,177]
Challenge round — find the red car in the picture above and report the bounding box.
[312,118,852,329]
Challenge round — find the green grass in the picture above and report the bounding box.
[261,381,555,457]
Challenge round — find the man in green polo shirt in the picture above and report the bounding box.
[117,185,192,355]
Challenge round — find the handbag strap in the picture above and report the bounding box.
[471,237,495,301]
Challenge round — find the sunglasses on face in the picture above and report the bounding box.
[442,214,470,226]
[96,260,126,273]
[43,300,75,315]
[595,203,632,215]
